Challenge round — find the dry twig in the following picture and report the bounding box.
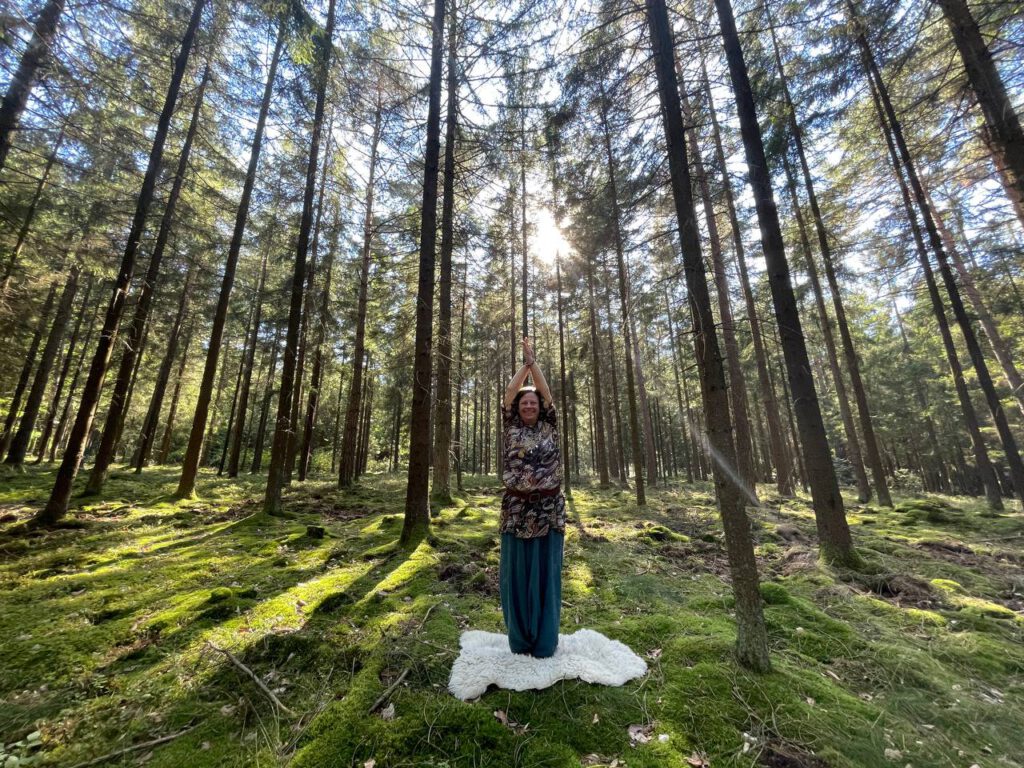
[66,723,197,768]
[368,668,409,714]
[206,642,294,715]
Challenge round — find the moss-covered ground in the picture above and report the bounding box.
[1,466,1022,767]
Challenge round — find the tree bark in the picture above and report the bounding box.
[264,0,337,515]
[432,1,459,505]
[86,64,210,494]
[401,0,445,543]
[647,0,770,670]
[177,11,282,498]
[158,322,193,465]
[714,0,855,564]
[0,0,65,177]
[251,322,282,474]
[585,257,610,487]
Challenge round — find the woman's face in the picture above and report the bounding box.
[518,392,540,426]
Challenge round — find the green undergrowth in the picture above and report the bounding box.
[1,466,1022,767]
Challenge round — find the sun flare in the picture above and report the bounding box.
[532,208,572,265]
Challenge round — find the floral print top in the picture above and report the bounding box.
[500,404,566,539]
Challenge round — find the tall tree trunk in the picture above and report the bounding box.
[1,122,65,293]
[766,12,891,506]
[933,0,1024,227]
[34,0,205,525]
[601,269,627,485]
[779,150,871,503]
[300,205,340,480]
[665,288,694,482]
[701,57,791,495]
[454,261,467,491]
[158,322,193,465]
[177,11,282,497]
[859,30,1003,508]
[647,0,769,670]
[854,8,1024,505]
[339,94,383,488]
[0,0,65,176]
[87,65,210,494]
[251,322,282,474]
[1,284,56,456]
[134,264,194,471]
[227,246,269,476]
[928,191,1024,418]
[432,2,459,505]
[555,255,572,497]
[264,0,337,515]
[714,0,855,564]
[680,81,757,498]
[218,302,255,474]
[36,276,92,463]
[598,94,645,504]
[585,257,610,486]
[50,298,98,462]
[401,0,445,543]
[5,265,79,465]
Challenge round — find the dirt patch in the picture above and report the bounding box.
[846,572,938,608]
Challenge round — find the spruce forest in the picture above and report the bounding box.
[0,0,1022,764]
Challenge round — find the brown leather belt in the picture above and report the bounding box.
[504,486,561,503]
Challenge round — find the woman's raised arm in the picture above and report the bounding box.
[503,363,532,409]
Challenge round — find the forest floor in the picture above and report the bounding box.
[0,467,1022,768]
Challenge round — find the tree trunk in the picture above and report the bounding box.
[779,150,871,503]
[300,204,340,480]
[680,81,757,498]
[647,0,770,670]
[86,64,210,494]
[0,0,65,176]
[664,287,694,482]
[251,322,282,474]
[1,284,56,456]
[454,262,468,491]
[177,11,283,497]
[1,122,65,293]
[219,302,255,474]
[585,257,610,487]
[933,0,1024,227]
[6,265,79,465]
[158,322,193,465]
[859,48,1003,508]
[134,264,194,471]
[714,0,854,564]
[597,92,645,505]
[401,0,445,543]
[700,57,791,495]
[432,2,459,505]
[766,12,891,506]
[33,0,205,526]
[854,8,1024,505]
[36,276,92,463]
[264,0,337,515]
[928,190,1024,418]
[339,95,383,488]
[555,255,572,497]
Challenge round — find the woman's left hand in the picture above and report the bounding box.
[522,337,535,366]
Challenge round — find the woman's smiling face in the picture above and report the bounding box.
[518,392,540,426]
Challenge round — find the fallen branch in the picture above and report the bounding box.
[418,602,439,632]
[206,642,294,715]
[66,723,197,768]
[368,668,409,714]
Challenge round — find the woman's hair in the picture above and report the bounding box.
[511,386,545,419]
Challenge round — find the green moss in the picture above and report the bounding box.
[759,581,791,605]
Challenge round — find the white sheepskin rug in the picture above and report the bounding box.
[448,629,647,701]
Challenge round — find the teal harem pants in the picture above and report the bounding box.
[499,530,564,657]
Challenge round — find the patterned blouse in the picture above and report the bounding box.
[500,404,566,539]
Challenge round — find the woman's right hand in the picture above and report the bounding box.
[522,337,535,366]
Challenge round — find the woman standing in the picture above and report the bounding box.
[500,338,565,657]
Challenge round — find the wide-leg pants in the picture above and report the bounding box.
[499,530,564,657]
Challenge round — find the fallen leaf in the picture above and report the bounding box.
[592,713,600,724]
[806,697,816,707]
[647,648,662,660]
[380,702,395,721]
[687,752,709,767]
[493,710,508,726]
[363,760,376,768]
[884,748,902,761]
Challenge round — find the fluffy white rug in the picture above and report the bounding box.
[448,629,648,701]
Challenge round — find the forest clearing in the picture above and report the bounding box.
[0,469,1022,767]
[2,0,1024,764]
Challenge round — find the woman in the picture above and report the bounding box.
[499,338,565,658]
